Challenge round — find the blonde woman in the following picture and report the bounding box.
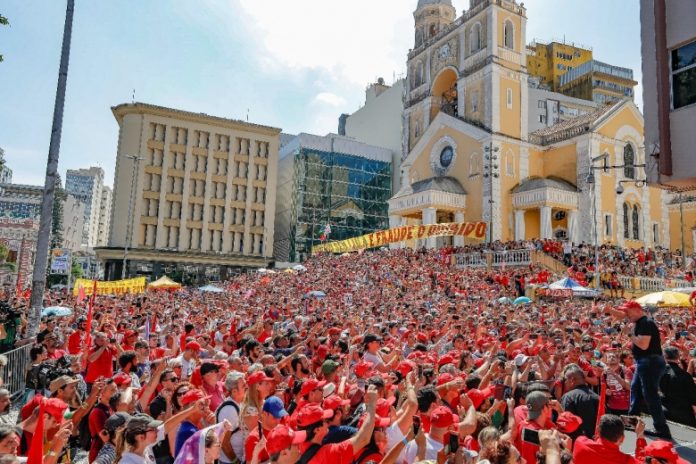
[239,370,274,463]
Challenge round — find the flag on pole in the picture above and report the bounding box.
[27,399,45,464]
[595,375,606,438]
[76,284,86,305]
[144,314,151,340]
[82,280,97,369]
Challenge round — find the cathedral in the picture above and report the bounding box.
[388,0,671,250]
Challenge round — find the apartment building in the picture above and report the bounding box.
[97,186,112,247]
[65,167,105,248]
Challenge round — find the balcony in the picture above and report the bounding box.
[497,47,523,66]
[389,189,466,215]
[512,186,578,210]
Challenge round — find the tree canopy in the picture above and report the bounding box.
[0,14,8,63]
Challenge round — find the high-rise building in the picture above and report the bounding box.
[62,194,85,252]
[98,102,280,282]
[97,186,112,247]
[526,41,637,105]
[65,167,105,248]
[0,183,42,219]
[641,0,696,190]
[274,133,392,262]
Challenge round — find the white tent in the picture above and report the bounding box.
[548,277,601,298]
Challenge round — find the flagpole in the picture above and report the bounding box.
[82,279,97,369]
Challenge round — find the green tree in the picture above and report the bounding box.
[71,258,83,279]
[0,15,8,63]
[0,242,16,273]
[51,174,65,250]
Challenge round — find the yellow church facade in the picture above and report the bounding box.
[388,0,671,250]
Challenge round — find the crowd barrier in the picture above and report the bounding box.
[617,275,692,292]
[454,249,532,268]
[1,343,31,399]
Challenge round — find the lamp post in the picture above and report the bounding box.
[483,144,499,244]
[122,154,143,279]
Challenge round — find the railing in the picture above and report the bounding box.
[530,250,568,275]
[1,344,32,399]
[491,249,531,267]
[604,275,691,293]
[453,252,487,268]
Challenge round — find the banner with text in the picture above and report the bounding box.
[72,277,147,296]
[312,222,487,254]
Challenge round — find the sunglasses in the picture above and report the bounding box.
[176,390,189,397]
[166,377,179,382]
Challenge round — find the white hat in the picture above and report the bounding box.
[514,353,529,367]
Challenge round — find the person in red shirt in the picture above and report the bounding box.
[87,378,118,461]
[244,396,288,463]
[85,332,121,387]
[573,414,646,464]
[514,391,564,464]
[43,333,67,360]
[263,425,306,464]
[67,317,87,355]
[294,386,378,464]
[121,330,138,351]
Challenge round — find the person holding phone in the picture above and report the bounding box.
[572,414,646,464]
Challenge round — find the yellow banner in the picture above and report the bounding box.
[312,222,487,254]
[72,277,147,296]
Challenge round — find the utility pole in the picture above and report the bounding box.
[28,0,75,337]
[122,155,143,279]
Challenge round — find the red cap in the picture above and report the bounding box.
[300,379,327,397]
[296,404,334,427]
[416,332,428,342]
[323,395,350,411]
[555,412,583,434]
[113,372,132,387]
[436,372,455,386]
[430,406,458,429]
[473,358,485,368]
[354,361,374,378]
[247,371,274,386]
[328,327,341,336]
[358,413,390,428]
[43,398,69,423]
[124,330,138,339]
[438,354,455,367]
[185,341,201,352]
[643,440,689,464]
[466,387,493,410]
[396,360,416,378]
[401,330,412,340]
[376,397,396,417]
[265,425,307,454]
[180,389,209,406]
[618,300,643,312]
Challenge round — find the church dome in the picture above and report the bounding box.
[417,0,453,8]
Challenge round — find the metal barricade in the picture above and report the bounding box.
[1,344,32,399]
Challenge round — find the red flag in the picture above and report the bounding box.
[27,400,45,464]
[151,313,157,333]
[81,280,97,369]
[76,284,86,305]
[595,376,607,438]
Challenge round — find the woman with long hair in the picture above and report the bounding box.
[173,420,230,464]
[239,370,274,462]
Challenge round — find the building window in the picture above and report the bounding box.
[624,144,635,179]
[470,23,482,53]
[653,223,659,244]
[539,115,547,124]
[623,203,629,239]
[554,229,568,240]
[507,88,513,108]
[671,40,696,109]
[472,91,479,113]
[505,153,514,176]
[604,214,612,237]
[632,205,640,240]
[538,100,547,109]
[503,20,514,50]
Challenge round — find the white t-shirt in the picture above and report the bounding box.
[398,434,444,464]
[217,399,244,463]
[117,425,165,464]
[363,351,385,368]
[176,355,196,379]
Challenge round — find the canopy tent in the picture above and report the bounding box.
[636,291,691,308]
[148,276,182,291]
[548,277,601,298]
[199,284,224,293]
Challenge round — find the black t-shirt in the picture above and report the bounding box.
[632,316,662,358]
[560,385,600,439]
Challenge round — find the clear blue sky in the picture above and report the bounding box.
[0,0,642,188]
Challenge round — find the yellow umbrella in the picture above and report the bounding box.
[147,275,182,291]
[636,291,691,307]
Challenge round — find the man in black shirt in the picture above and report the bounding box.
[660,346,696,426]
[560,364,599,439]
[619,300,672,439]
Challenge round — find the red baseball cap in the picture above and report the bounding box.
[375,397,396,417]
[247,371,274,386]
[295,404,334,427]
[113,372,132,387]
[43,398,69,423]
[437,354,455,367]
[436,373,455,386]
[555,412,583,434]
[430,406,458,429]
[124,330,138,339]
[396,360,416,377]
[323,394,350,411]
[300,379,327,397]
[358,413,390,428]
[618,300,643,312]
[185,341,201,352]
[180,389,210,406]
[466,387,493,410]
[327,327,341,336]
[354,361,374,378]
[643,440,689,464]
[265,425,307,454]
[416,332,428,342]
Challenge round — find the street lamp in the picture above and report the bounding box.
[483,144,499,244]
[122,154,144,279]
[616,179,647,195]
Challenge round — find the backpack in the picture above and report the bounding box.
[215,399,241,435]
[297,444,322,464]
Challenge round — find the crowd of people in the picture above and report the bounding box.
[0,244,693,463]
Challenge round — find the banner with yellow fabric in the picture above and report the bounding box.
[72,277,147,296]
[312,221,487,255]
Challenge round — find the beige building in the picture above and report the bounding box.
[62,194,85,252]
[97,186,112,247]
[98,102,280,281]
[66,167,105,248]
[641,0,696,190]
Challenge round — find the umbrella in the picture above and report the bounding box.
[513,296,531,305]
[199,285,224,293]
[148,276,182,290]
[293,264,307,272]
[42,306,73,317]
[636,291,691,308]
[305,290,326,298]
[498,297,513,304]
[670,287,696,295]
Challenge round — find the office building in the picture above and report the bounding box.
[0,184,42,219]
[641,0,696,190]
[98,102,280,282]
[559,60,637,105]
[62,194,85,252]
[527,86,599,132]
[526,41,593,91]
[97,186,112,247]
[65,167,105,248]
[274,133,392,262]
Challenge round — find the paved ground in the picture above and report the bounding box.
[622,416,696,461]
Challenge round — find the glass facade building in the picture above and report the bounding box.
[275,134,393,262]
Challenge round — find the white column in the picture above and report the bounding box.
[568,210,579,245]
[422,207,437,249]
[540,206,553,239]
[454,211,465,247]
[514,210,526,241]
[389,215,402,249]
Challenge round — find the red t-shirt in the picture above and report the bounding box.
[299,440,354,464]
[149,347,166,361]
[88,404,110,462]
[85,345,118,383]
[245,427,271,463]
[46,349,66,361]
[67,331,84,355]
[573,436,645,464]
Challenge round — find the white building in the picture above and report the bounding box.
[65,167,105,248]
[97,186,112,247]
[62,194,85,252]
[527,87,599,133]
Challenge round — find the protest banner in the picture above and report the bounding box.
[312,221,487,254]
[72,276,147,296]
